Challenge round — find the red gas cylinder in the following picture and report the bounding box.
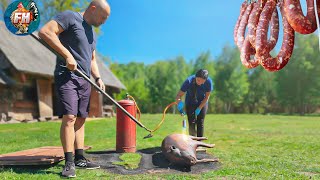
[116,99,136,153]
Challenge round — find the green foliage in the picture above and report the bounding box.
[0,0,10,16]
[38,0,102,33]
[110,57,192,113]
[112,153,142,169]
[110,62,150,112]
[40,0,86,23]
[244,67,277,114]
[146,57,192,113]
[214,45,249,113]
[0,0,17,20]
[146,61,171,112]
[275,34,320,115]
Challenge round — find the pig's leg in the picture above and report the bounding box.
[190,136,208,141]
[196,148,207,152]
[196,158,219,163]
[196,141,215,148]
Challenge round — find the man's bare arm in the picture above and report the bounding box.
[38,20,77,71]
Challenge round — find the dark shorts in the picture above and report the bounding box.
[55,73,91,118]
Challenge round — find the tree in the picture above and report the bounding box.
[244,67,277,114]
[275,34,320,115]
[146,61,172,113]
[39,0,87,24]
[37,0,105,33]
[0,0,10,15]
[110,62,150,112]
[192,51,214,74]
[214,45,249,113]
[165,56,191,113]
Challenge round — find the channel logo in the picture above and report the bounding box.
[4,0,40,35]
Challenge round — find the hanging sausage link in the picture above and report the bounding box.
[283,0,319,34]
[234,2,248,46]
[236,2,254,49]
[240,0,280,68]
[256,0,295,72]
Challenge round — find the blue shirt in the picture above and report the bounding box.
[180,75,213,106]
[53,10,96,78]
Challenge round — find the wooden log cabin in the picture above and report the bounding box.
[0,21,126,121]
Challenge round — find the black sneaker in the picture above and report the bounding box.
[61,161,76,178]
[75,157,100,169]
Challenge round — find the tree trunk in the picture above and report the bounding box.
[224,102,231,113]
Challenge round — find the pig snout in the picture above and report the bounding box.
[180,151,197,166]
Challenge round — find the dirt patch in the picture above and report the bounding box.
[297,171,320,178]
[86,147,220,175]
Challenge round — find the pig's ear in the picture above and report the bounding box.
[166,146,176,153]
[170,146,181,156]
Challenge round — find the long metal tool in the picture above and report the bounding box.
[30,33,150,132]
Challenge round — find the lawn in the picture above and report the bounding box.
[0,114,319,179]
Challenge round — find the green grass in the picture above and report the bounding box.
[0,114,319,179]
[112,153,142,170]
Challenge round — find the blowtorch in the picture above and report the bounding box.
[178,107,187,135]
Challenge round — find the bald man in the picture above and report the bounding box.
[39,0,110,177]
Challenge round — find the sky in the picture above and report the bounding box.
[96,0,244,64]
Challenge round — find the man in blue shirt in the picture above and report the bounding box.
[39,0,110,178]
[176,69,213,137]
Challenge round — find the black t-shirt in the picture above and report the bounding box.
[53,10,96,79]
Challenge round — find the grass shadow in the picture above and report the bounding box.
[0,163,62,176]
[137,147,192,172]
[137,147,161,154]
[139,146,220,173]
[151,152,192,172]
